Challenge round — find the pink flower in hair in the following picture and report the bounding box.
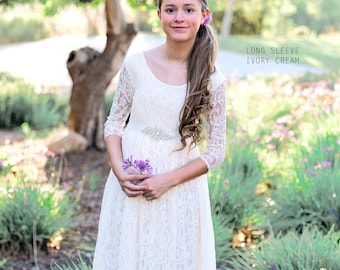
[203,13,212,25]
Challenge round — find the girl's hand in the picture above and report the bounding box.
[141,174,174,201]
[117,167,149,197]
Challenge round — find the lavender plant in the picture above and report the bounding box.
[0,72,68,129]
[209,137,264,232]
[0,176,77,256]
[265,134,340,235]
[228,226,340,270]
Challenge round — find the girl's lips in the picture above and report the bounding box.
[172,27,188,30]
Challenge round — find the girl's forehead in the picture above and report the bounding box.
[160,0,202,6]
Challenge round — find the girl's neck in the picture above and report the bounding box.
[161,41,193,65]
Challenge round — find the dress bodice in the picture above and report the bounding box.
[104,52,226,170]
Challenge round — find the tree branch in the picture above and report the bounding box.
[105,0,126,35]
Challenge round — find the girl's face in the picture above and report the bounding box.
[158,0,209,44]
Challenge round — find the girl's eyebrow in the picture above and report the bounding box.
[163,3,195,8]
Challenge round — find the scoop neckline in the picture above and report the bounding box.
[141,52,187,88]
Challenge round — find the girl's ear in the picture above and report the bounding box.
[158,9,161,20]
[202,9,210,24]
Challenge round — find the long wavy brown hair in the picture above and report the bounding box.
[158,0,218,149]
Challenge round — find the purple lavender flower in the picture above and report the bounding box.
[310,171,316,177]
[322,160,332,167]
[63,182,69,190]
[268,263,275,270]
[327,209,337,215]
[122,155,133,171]
[133,159,153,175]
[327,209,339,218]
[122,155,153,175]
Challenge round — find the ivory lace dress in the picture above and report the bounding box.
[93,52,226,270]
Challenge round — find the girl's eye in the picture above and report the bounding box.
[165,8,175,13]
[185,8,194,13]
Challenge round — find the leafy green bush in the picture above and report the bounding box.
[297,134,340,178]
[209,138,264,231]
[0,177,77,255]
[265,134,340,235]
[0,156,14,176]
[228,226,340,270]
[0,72,68,129]
[213,214,235,269]
[0,16,50,44]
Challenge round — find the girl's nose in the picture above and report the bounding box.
[175,10,184,22]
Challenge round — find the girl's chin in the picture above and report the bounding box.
[167,35,195,44]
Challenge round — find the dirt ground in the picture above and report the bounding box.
[0,129,111,270]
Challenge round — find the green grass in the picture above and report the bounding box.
[218,35,340,72]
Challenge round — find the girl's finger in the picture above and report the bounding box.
[123,183,146,196]
[123,188,144,197]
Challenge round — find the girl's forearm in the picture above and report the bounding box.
[105,134,125,178]
[166,158,208,187]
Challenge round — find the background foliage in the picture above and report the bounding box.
[1,0,340,38]
[0,72,68,129]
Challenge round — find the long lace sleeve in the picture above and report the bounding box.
[199,81,226,170]
[104,64,134,138]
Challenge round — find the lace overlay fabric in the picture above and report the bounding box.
[94,52,226,270]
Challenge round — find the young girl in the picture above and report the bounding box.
[93,0,226,268]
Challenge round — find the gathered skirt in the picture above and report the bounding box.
[93,127,216,269]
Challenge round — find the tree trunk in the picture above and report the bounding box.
[220,0,236,38]
[67,0,137,150]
